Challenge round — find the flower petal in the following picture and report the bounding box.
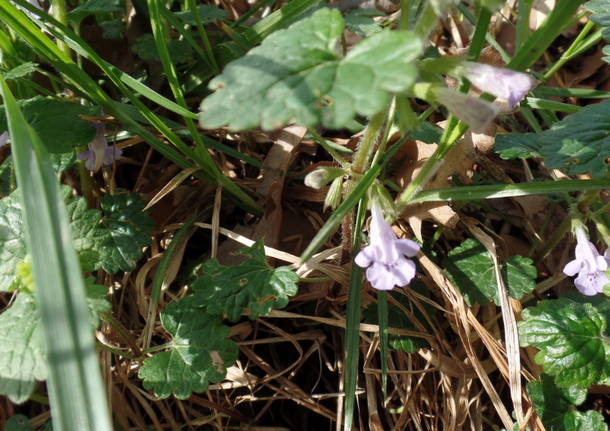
[394,239,420,257]
[461,62,537,107]
[563,258,581,277]
[574,271,608,296]
[435,87,499,131]
[390,257,416,286]
[366,263,396,291]
[355,245,376,268]
[369,204,399,263]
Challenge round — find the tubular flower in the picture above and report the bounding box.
[354,204,420,291]
[435,87,499,131]
[563,227,610,296]
[459,62,537,107]
[77,122,122,171]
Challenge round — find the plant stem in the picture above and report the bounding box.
[51,0,71,57]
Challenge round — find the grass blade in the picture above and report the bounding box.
[0,78,112,430]
[377,291,389,400]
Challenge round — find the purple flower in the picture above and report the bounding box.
[563,227,610,296]
[460,62,537,107]
[435,87,499,131]
[354,204,420,291]
[0,132,9,148]
[77,122,122,171]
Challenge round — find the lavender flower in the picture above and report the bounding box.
[563,227,610,296]
[435,87,499,131]
[459,62,537,107]
[0,132,9,148]
[77,122,122,171]
[354,204,420,291]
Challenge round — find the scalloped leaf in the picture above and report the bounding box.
[585,0,610,62]
[138,298,238,399]
[443,238,537,306]
[97,192,155,274]
[192,241,299,321]
[199,8,422,131]
[519,298,610,388]
[496,100,610,177]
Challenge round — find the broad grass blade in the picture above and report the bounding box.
[0,78,112,431]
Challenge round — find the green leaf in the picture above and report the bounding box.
[496,100,610,177]
[528,374,587,430]
[563,410,607,431]
[131,34,194,64]
[0,293,46,404]
[192,242,299,321]
[0,192,26,291]
[98,192,155,274]
[61,186,105,272]
[173,4,227,25]
[519,298,610,388]
[0,96,99,153]
[443,238,537,306]
[586,0,610,63]
[199,8,423,131]
[5,414,35,431]
[138,297,238,399]
[2,62,38,80]
[100,20,123,39]
[68,0,122,25]
[344,9,384,37]
[84,277,111,328]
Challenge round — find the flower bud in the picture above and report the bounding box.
[324,176,343,211]
[304,166,345,190]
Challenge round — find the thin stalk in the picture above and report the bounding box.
[50,0,70,56]
[516,0,534,50]
[377,291,389,399]
[543,22,599,80]
[186,0,219,74]
[309,128,349,168]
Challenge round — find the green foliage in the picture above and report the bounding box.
[192,242,299,321]
[0,192,26,291]
[5,414,34,431]
[0,97,99,153]
[132,34,194,64]
[496,100,610,177]
[519,299,610,388]
[2,62,38,80]
[443,238,537,306]
[0,293,45,404]
[173,4,227,25]
[98,192,155,274]
[585,0,610,62]
[68,0,122,25]
[138,297,238,399]
[199,8,423,131]
[344,9,384,37]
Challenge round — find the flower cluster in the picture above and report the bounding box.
[77,122,122,171]
[563,227,610,296]
[354,205,419,291]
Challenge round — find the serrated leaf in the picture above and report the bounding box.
[443,238,537,306]
[85,277,111,328]
[496,100,610,177]
[173,4,227,25]
[98,192,155,274]
[519,298,610,388]
[61,186,105,272]
[199,8,423,131]
[138,297,238,399]
[192,242,299,321]
[0,293,46,403]
[68,0,122,24]
[344,9,384,37]
[0,97,100,153]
